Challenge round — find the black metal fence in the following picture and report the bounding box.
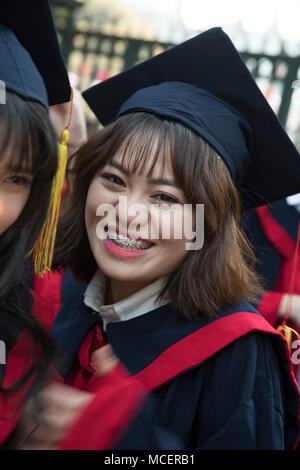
[53,6,300,136]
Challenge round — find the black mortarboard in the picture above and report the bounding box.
[0,0,70,107]
[82,27,300,211]
[0,0,72,276]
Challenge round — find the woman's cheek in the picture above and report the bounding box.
[86,180,120,220]
[86,181,102,214]
[159,206,191,242]
[171,206,196,244]
[85,184,103,229]
[158,210,189,260]
[0,191,30,235]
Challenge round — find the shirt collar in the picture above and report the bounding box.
[286,193,300,213]
[83,269,169,329]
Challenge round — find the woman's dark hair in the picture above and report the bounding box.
[0,91,58,408]
[55,112,262,319]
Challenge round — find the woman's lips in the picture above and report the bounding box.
[104,237,154,259]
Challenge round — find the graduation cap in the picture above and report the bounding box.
[0,0,70,106]
[82,27,300,211]
[0,0,73,276]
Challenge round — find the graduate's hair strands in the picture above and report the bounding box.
[0,91,57,408]
[55,112,263,319]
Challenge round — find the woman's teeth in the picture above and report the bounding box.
[107,231,153,250]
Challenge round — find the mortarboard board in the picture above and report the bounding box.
[0,0,70,107]
[82,27,300,211]
[0,0,73,276]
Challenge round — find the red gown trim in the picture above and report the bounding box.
[255,205,296,260]
[255,205,300,378]
[58,311,300,450]
[133,311,298,391]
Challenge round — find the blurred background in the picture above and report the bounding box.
[50,0,300,147]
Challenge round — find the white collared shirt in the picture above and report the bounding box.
[286,193,300,214]
[83,270,169,330]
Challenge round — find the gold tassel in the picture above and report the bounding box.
[277,323,300,350]
[29,89,73,277]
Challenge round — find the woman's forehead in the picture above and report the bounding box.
[0,141,18,169]
[0,138,33,172]
[111,149,174,179]
[112,129,173,177]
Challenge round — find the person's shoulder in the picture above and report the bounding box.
[163,299,276,378]
[218,298,259,317]
[217,299,279,354]
[198,323,281,395]
[221,324,275,358]
[197,298,281,371]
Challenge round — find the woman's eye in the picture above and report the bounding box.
[4,175,32,186]
[101,173,125,187]
[152,193,178,204]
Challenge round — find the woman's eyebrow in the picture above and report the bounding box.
[7,164,33,174]
[147,178,176,187]
[109,161,176,187]
[109,161,131,177]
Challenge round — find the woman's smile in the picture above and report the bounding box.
[106,228,154,249]
[104,235,155,259]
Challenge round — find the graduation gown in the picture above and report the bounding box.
[242,199,300,375]
[0,270,147,447]
[0,273,63,445]
[1,269,300,450]
[41,271,300,449]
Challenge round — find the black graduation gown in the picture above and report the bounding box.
[1,270,299,450]
[0,285,36,445]
[47,272,300,450]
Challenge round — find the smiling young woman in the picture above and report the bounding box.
[17,28,300,450]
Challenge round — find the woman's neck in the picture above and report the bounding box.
[106,278,156,304]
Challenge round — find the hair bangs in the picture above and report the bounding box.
[0,108,34,175]
[107,113,173,179]
[0,91,57,178]
[113,114,210,205]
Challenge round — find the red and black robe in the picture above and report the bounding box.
[1,268,300,450]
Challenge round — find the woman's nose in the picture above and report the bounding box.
[115,194,150,231]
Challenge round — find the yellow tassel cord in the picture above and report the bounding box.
[277,322,300,350]
[29,89,73,277]
[276,221,300,350]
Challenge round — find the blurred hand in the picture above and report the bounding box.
[12,344,119,450]
[278,294,300,326]
[49,88,87,159]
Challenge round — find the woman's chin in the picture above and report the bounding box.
[97,263,153,283]
[90,238,183,284]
